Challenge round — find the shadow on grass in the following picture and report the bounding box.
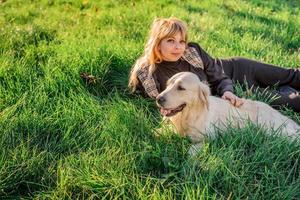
[78,48,131,96]
[77,47,163,123]
[243,0,300,12]
[222,5,299,53]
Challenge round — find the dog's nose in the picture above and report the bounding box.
[156,96,166,105]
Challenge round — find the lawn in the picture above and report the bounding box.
[0,0,299,199]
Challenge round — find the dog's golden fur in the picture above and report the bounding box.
[157,72,300,145]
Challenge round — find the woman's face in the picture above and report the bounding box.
[158,32,186,62]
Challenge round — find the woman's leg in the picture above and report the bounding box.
[229,57,300,89]
[266,86,300,112]
[218,57,300,112]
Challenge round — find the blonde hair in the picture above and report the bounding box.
[128,17,188,92]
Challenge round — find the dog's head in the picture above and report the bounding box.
[156,72,210,117]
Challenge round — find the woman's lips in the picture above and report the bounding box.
[171,53,182,57]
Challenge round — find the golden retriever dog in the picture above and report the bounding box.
[156,72,300,150]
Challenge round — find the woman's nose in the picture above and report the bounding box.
[174,42,181,49]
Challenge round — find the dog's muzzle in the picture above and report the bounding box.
[159,103,186,117]
[156,95,186,117]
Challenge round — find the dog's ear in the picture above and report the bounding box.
[198,82,210,109]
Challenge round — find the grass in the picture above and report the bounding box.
[0,0,299,199]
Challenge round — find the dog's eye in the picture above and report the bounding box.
[177,85,185,91]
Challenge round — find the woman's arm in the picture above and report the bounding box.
[222,91,245,107]
[189,42,244,107]
[188,42,233,95]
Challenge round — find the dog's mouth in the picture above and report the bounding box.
[160,103,186,117]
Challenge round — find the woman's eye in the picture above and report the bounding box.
[180,40,186,44]
[178,85,185,91]
[167,39,174,43]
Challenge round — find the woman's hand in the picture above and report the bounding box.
[222,91,245,107]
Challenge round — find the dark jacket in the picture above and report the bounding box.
[136,42,233,98]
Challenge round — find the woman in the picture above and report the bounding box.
[128,17,300,112]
